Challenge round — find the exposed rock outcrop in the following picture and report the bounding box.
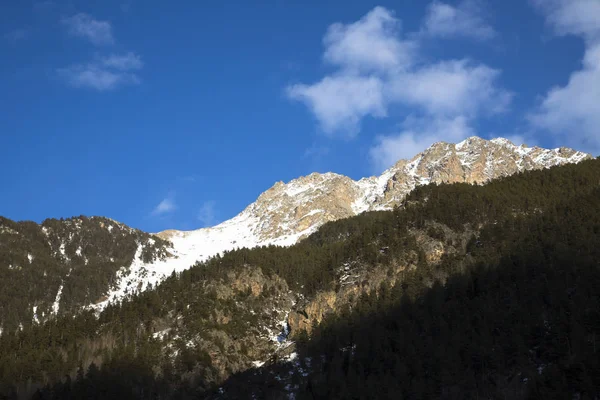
[287,222,476,337]
[105,137,591,309]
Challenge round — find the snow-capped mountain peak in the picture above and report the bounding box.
[93,137,592,309]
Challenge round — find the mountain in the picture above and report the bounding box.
[0,137,591,332]
[0,216,171,332]
[99,136,591,308]
[2,157,599,399]
[164,136,591,243]
[0,137,591,331]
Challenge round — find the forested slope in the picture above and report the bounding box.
[0,216,171,332]
[220,177,600,399]
[0,158,598,399]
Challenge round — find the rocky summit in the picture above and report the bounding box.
[225,136,591,243]
[160,136,590,244]
[2,136,590,317]
[106,136,587,308]
[1,138,598,400]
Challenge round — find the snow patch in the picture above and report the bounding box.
[91,212,316,311]
[152,328,171,340]
[52,269,71,315]
[32,306,39,324]
[87,137,590,311]
[299,209,323,219]
[52,285,64,315]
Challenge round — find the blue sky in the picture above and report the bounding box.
[1,0,599,232]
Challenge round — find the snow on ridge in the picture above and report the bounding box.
[490,138,515,147]
[93,136,589,312]
[92,211,318,311]
[283,172,345,197]
[568,151,590,164]
[352,166,396,213]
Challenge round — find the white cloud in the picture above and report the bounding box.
[58,52,143,91]
[387,60,511,117]
[529,43,600,152]
[323,6,417,72]
[58,13,143,91]
[198,201,217,227]
[422,0,496,40]
[101,52,144,70]
[287,75,386,135]
[62,13,114,46]
[62,13,113,46]
[529,0,600,154]
[532,0,600,41]
[304,143,330,158]
[286,4,509,163]
[152,197,176,216]
[369,116,474,172]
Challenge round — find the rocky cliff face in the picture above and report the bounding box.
[99,137,590,308]
[194,136,591,244]
[169,137,590,239]
[287,221,475,337]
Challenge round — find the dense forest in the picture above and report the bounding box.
[0,216,171,332]
[221,178,600,399]
[0,159,599,399]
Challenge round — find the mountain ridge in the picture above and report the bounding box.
[97,136,590,310]
[3,156,599,399]
[0,136,592,321]
[160,136,591,239]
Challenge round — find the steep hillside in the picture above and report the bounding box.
[0,137,592,333]
[1,158,598,399]
[0,216,171,332]
[220,184,600,399]
[99,137,592,308]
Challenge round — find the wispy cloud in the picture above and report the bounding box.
[58,52,143,91]
[198,201,217,227]
[287,75,387,136]
[62,13,114,46]
[286,4,509,171]
[531,0,600,40]
[529,0,600,154]
[3,28,29,43]
[322,7,418,73]
[101,52,143,70]
[152,197,176,216]
[421,0,497,41]
[58,13,143,91]
[304,143,330,158]
[177,175,197,183]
